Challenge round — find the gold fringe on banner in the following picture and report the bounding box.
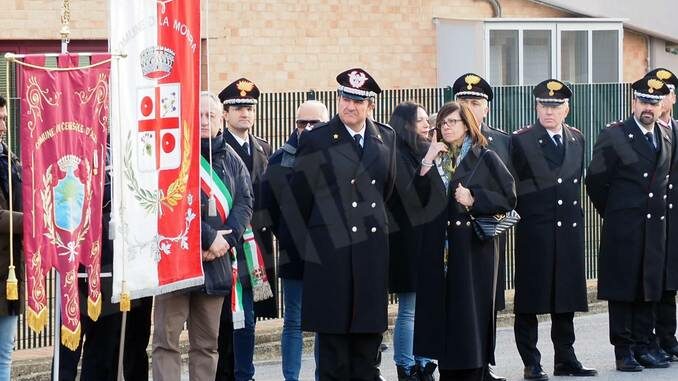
[27,306,48,333]
[88,293,101,321]
[119,291,130,312]
[61,323,81,351]
[5,265,18,300]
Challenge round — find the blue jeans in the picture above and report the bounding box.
[393,292,432,371]
[233,287,255,381]
[0,315,17,381]
[281,279,303,381]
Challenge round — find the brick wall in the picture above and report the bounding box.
[0,0,650,91]
[623,29,649,82]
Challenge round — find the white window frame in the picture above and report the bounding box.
[484,18,624,85]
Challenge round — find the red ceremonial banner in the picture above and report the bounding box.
[19,54,110,350]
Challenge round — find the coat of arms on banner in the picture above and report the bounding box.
[137,83,181,172]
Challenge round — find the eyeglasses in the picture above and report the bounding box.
[440,118,463,129]
[295,119,321,129]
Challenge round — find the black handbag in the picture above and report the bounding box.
[464,149,520,240]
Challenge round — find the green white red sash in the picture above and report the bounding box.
[199,156,273,328]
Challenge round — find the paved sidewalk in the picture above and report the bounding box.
[244,313,678,381]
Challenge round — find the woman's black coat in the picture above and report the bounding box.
[413,146,516,370]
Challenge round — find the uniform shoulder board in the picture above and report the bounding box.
[305,120,329,133]
[606,120,624,128]
[373,120,394,132]
[565,124,583,136]
[512,125,532,135]
[253,135,269,145]
[487,124,509,136]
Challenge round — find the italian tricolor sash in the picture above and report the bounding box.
[199,156,273,328]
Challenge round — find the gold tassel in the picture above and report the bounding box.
[208,194,217,216]
[61,323,81,351]
[5,265,18,301]
[119,291,131,312]
[27,306,48,333]
[88,293,101,321]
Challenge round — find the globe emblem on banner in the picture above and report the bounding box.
[54,155,85,233]
[136,83,182,172]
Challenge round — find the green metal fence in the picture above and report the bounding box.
[4,82,678,350]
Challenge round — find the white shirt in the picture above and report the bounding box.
[545,126,564,146]
[633,116,657,148]
[344,124,366,147]
[229,129,250,154]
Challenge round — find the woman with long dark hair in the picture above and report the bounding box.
[413,102,516,381]
[387,101,438,380]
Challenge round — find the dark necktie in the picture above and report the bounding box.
[242,141,250,156]
[553,134,564,157]
[353,134,363,156]
[645,132,656,151]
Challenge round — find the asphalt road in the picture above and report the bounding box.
[224,313,678,381]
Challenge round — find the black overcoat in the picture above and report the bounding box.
[663,119,678,290]
[585,116,671,302]
[510,122,588,314]
[413,146,516,370]
[482,123,511,311]
[261,131,305,280]
[292,116,396,334]
[224,130,277,317]
[387,137,426,293]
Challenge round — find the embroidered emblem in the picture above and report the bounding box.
[546,81,563,96]
[465,74,481,90]
[237,80,255,97]
[348,71,368,88]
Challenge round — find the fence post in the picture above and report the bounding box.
[443,85,453,103]
[306,89,316,100]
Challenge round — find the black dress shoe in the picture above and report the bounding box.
[635,351,670,368]
[485,365,507,381]
[663,344,678,360]
[553,362,598,377]
[651,346,672,363]
[396,365,419,381]
[523,364,548,380]
[616,354,644,372]
[419,362,437,381]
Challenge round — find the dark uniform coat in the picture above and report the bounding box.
[387,133,427,293]
[510,121,588,314]
[414,146,516,370]
[662,118,678,290]
[586,116,672,302]
[292,116,396,334]
[224,129,277,318]
[482,123,511,311]
[261,131,306,280]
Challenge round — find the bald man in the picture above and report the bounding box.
[260,100,329,380]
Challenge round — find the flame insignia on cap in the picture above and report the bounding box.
[465,74,480,90]
[348,71,368,88]
[657,70,672,81]
[236,80,255,97]
[647,78,663,93]
[546,81,563,96]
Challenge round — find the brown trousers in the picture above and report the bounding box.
[152,291,225,381]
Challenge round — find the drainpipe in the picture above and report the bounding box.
[646,35,653,72]
[485,0,502,17]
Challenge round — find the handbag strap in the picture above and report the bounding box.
[464,148,488,185]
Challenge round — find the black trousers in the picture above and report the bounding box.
[439,367,484,381]
[608,300,654,358]
[514,312,577,366]
[316,332,383,381]
[55,297,153,381]
[215,299,235,381]
[655,290,678,349]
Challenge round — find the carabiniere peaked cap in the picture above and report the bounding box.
[647,67,678,91]
[452,73,494,102]
[336,68,382,100]
[632,75,670,104]
[219,77,260,105]
[532,79,572,105]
